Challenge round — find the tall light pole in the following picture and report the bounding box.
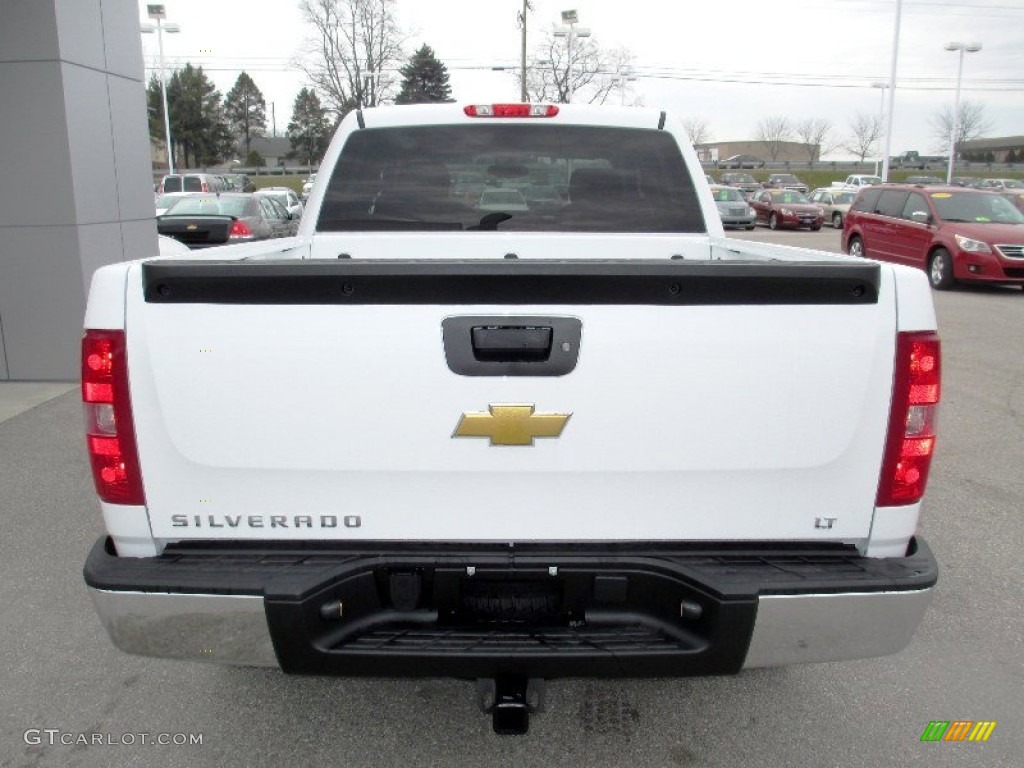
[141,5,180,175]
[518,1,532,102]
[944,41,982,184]
[553,10,590,103]
[880,0,903,182]
[617,67,637,105]
[871,81,887,176]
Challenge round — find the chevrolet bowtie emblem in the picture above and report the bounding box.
[453,404,571,446]
[186,224,198,230]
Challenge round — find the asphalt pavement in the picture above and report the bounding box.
[1,228,1021,767]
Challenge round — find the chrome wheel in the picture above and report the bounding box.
[848,237,864,258]
[832,212,842,229]
[929,248,954,290]
[769,213,778,230]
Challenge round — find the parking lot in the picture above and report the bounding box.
[1,227,1021,767]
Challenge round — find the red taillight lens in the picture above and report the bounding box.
[201,182,209,192]
[82,330,144,505]
[876,332,940,506]
[229,219,253,239]
[464,103,559,118]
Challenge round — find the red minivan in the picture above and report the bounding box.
[842,184,1024,289]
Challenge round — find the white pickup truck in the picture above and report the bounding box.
[83,103,939,734]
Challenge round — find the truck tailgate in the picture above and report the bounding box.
[127,258,894,544]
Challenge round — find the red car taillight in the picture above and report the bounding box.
[82,330,145,505]
[876,332,940,506]
[229,219,253,239]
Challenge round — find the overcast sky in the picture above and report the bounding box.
[139,0,1024,159]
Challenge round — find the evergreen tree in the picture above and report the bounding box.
[147,65,230,168]
[287,88,331,167]
[223,72,267,159]
[395,44,453,105]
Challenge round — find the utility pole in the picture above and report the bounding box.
[519,1,531,101]
[271,102,276,138]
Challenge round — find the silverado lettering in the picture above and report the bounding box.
[169,514,355,529]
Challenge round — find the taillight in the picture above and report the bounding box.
[464,103,559,118]
[201,181,209,192]
[876,332,940,506]
[82,330,144,505]
[229,219,253,239]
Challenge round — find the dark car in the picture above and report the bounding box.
[224,173,256,192]
[749,189,824,230]
[842,184,1024,290]
[717,172,762,198]
[157,193,297,248]
[717,154,765,169]
[764,173,809,194]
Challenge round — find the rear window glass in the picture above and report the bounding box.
[182,176,205,192]
[164,196,251,217]
[162,176,182,192]
[319,125,703,233]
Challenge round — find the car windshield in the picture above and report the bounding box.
[164,196,249,217]
[773,191,810,204]
[999,179,1024,189]
[319,124,703,232]
[931,192,1024,224]
[727,174,756,183]
[833,192,855,204]
[773,175,798,183]
[713,188,745,202]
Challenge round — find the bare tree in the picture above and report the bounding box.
[755,116,793,162]
[794,118,833,166]
[930,99,993,157]
[843,113,883,163]
[682,118,711,147]
[297,0,405,117]
[522,31,633,105]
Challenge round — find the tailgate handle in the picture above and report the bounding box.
[442,316,581,377]
[471,325,552,362]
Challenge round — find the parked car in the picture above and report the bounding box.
[983,178,1024,192]
[810,187,856,229]
[836,174,882,191]
[159,173,226,194]
[708,185,756,230]
[477,188,529,212]
[904,176,945,186]
[717,172,762,198]
[764,173,809,193]
[704,173,715,185]
[256,186,304,219]
[749,189,824,230]
[301,173,317,201]
[157,193,297,248]
[716,154,765,169]
[223,173,256,192]
[842,184,1024,290]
